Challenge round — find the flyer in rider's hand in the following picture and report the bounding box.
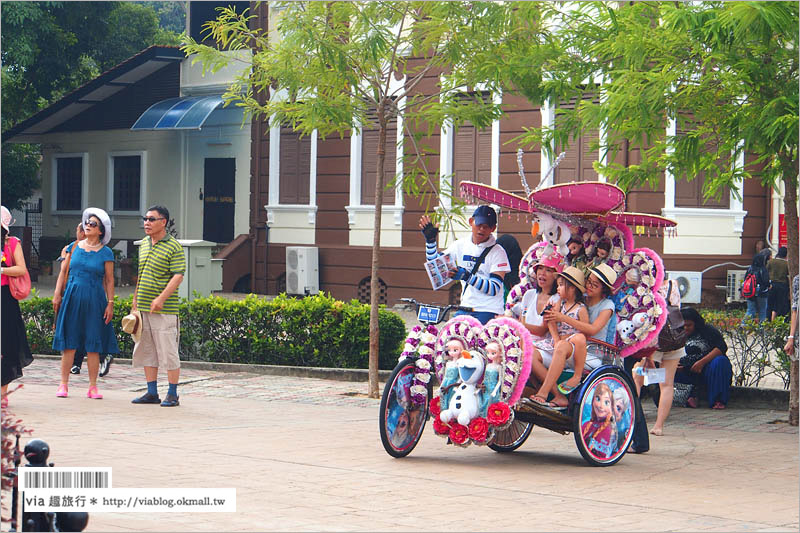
[424,253,456,290]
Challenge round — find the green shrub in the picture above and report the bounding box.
[701,309,791,388]
[21,292,405,370]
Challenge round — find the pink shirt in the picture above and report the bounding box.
[1,237,20,287]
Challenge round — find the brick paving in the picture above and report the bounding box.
[1,357,797,532]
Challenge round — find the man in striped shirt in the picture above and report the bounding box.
[419,205,510,324]
[131,206,185,407]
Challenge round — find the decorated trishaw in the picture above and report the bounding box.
[379,151,677,466]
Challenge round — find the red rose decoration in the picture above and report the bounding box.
[487,402,510,426]
[429,396,441,417]
[433,417,450,435]
[468,417,489,442]
[449,423,469,445]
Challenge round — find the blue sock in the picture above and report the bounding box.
[147,381,158,396]
[168,383,178,397]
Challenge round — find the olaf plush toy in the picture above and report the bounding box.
[536,214,571,258]
[439,350,487,427]
[616,312,648,344]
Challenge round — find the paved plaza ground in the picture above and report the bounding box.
[1,357,797,532]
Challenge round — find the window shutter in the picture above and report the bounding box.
[113,156,141,211]
[674,115,729,208]
[279,127,311,204]
[56,157,82,211]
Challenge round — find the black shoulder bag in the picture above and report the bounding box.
[657,280,688,352]
[462,245,495,296]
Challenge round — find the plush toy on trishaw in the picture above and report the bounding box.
[379,150,678,466]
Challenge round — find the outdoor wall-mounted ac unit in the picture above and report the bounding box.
[726,270,748,303]
[667,271,702,304]
[286,246,319,295]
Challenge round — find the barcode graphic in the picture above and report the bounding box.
[23,469,110,489]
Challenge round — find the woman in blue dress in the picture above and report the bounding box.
[52,208,119,399]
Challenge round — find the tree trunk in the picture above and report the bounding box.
[780,156,798,425]
[368,104,389,399]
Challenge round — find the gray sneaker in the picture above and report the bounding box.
[131,392,161,404]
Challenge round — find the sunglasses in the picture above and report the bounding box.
[84,220,99,228]
[141,216,165,223]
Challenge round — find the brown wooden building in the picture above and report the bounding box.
[219,5,783,309]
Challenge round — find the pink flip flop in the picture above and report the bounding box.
[87,386,103,400]
[56,384,68,398]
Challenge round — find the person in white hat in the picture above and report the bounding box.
[54,221,113,378]
[1,206,33,408]
[52,208,119,399]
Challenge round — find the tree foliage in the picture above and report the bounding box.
[184,0,517,396]
[1,2,182,209]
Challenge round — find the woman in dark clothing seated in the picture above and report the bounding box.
[675,308,733,410]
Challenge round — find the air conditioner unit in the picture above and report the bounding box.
[667,271,702,304]
[286,246,319,295]
[726,270,748,303]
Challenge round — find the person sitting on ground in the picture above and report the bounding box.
[674,307,733,410]
[419,206,510,325]
[566,235,588,275]
[532,265,617,409]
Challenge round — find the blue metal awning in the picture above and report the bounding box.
[131,95,224,130]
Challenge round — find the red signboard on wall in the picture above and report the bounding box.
[778,214,799,248]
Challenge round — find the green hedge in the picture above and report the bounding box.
[700,309,791,389]
[21,291,405,370]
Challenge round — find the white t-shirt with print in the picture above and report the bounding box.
[444,234,511,314]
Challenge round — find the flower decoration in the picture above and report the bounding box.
[399,324,439,405]
[487,402,511,426]
[432,417,450,435]
[449,422,469,446]
[468,417,489,443]
[429,396,441,417]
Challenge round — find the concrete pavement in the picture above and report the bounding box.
[1,358,798,532]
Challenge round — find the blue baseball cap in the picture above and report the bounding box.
[471,205,497,227]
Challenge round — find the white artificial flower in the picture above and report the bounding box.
[416,358,431,370]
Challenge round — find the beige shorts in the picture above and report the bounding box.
[132,312,180,371]
[652,347,685,364]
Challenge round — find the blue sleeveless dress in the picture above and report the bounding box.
[52,244,119,354]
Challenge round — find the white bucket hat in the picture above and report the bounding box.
[82,207,112,246]
[1,206,15,231]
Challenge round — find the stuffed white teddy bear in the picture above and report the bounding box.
[536,214,570,258]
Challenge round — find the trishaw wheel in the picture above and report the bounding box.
[488,419,533,453]
[572,367,636,467]
[379,359,429,458]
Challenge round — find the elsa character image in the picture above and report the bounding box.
[481,341,503,415]
[440,339,465,410]
[580,382,619,459]
[612,386,631,452]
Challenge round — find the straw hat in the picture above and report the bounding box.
[558,266,586,293]
[82,207,112,246]
[589,263,618,290]
[121,310,142,344]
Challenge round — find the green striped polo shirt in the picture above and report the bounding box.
[136,234,185,314]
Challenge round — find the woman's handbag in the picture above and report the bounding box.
[656,281,687,352]
[5,237,31,300]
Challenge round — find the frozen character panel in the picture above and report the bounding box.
[580,380,625,460]
[383,368,426,452]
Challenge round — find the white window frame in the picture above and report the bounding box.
[661,117,747,234]
[106,150,147,217]
[438,84,501,210]
[346,84,406,228]
[51,153,89,215]
[265,87,318,226]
